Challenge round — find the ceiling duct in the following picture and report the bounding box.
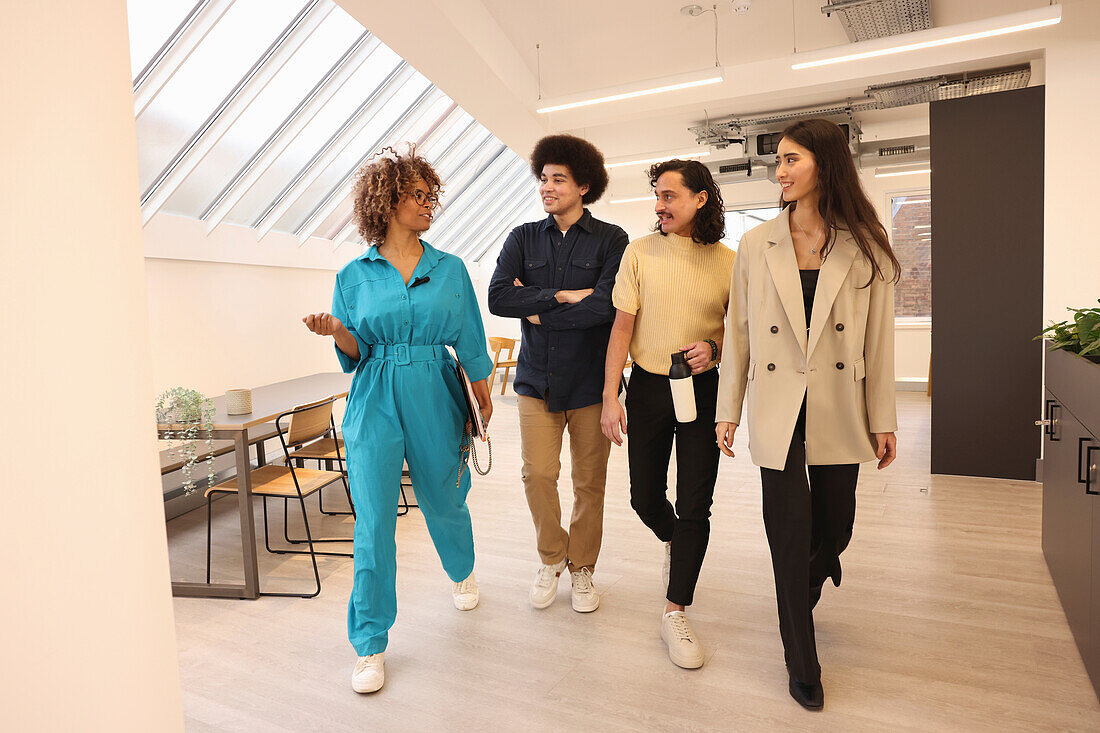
[700,112,860,185]
[820,0,932,42]
[866,65,1032,106]
[692,104,859,149]
[690,63,1031,150]
[859,134,929,169]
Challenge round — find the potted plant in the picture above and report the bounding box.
[156,387,216,495]
[1038,299,1100,363]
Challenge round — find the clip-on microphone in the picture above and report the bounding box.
[410,276,430,288]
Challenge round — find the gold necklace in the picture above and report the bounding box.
[792,215,825,255]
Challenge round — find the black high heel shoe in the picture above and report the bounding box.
[788,672,824,710]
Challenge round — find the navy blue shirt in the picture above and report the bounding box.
[488,209,628,412]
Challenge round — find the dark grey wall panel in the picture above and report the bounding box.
[929,85,1044,480]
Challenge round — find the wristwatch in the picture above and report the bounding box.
[704,339,718,362]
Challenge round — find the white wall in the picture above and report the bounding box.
[145,258,343,398]
[0,1,183,729]
[1044,0,1100,322]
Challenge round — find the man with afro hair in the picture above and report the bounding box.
[488,134,628,614]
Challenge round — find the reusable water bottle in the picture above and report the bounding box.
[669,351,696,423]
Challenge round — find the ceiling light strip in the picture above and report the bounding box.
[875,168,931,178]
[536,69,724,114]
[792,4,1061,70]
[605,151,710,169]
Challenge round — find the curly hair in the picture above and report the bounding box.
[529,134,609,204]
[647,159,726,245]
[350,145,442,245]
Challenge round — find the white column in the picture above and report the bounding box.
[1044,0,1100,322]
[0,1,184,730]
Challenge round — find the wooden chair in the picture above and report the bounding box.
[286,432,416,517]
[285,434,355,517]
[487,336,518,395]
[204,396,352,598]
[286,440,418,512]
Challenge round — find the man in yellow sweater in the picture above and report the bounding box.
[601,159,735,670]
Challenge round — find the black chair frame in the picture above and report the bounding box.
[205,397,353,598]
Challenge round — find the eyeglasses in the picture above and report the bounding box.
[411,189,441,209]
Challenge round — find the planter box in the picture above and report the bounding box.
[1042,344,1100,701]
[1046,346,1100,433]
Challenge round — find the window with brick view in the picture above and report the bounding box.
[889,193,931,318]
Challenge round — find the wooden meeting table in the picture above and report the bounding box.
[159,372,352,599]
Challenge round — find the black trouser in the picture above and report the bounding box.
[625,366,720,606]
[760,400,859,684]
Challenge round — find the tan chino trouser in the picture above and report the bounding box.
[518,395,611,572]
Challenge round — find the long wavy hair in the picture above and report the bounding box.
[779,118,901,286]
[647,159,726,245]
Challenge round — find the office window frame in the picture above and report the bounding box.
[886,187,932,325]
[723,202,783,250]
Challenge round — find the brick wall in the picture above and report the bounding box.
[891,197,931,317]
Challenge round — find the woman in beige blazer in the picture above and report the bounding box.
[715,118,900,711]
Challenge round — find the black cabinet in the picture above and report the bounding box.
[1042,348,1100,700]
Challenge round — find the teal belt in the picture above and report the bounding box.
[366,343,448,366]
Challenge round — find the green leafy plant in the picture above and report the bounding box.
[1038,299,1100,361]
[156,387,216,495]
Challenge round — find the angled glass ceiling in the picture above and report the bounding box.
[127,0,539,260]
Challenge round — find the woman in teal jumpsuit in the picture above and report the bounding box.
[303,148,492,693]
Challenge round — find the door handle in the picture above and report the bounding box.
[1085,445,1099,496]
[1038,399,1057,435]
[1049,404,1062,441]
[1079,437,1094,484]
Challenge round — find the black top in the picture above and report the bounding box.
[799,268,820,330]
[487,209,629,412]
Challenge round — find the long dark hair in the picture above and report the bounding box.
[779,118,901,286]
[647,159,725,245]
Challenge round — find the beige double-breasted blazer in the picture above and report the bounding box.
[716,208,897,470]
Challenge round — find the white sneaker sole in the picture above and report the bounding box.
[531,592,557,609]
[661,628,704,669]
[453,595,478,611]
[352,675,384,693]
[571,594,599,613]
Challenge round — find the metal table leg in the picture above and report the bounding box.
[171,427,260,599]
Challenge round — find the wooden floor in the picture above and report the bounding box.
[168,392,1100,731]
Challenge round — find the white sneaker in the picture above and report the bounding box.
[570,567,600,613]
[661,611,704,669]
[530,558,568,609]
[351,653,385,693]
[452,572,479,610]
[663,541,671,592]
